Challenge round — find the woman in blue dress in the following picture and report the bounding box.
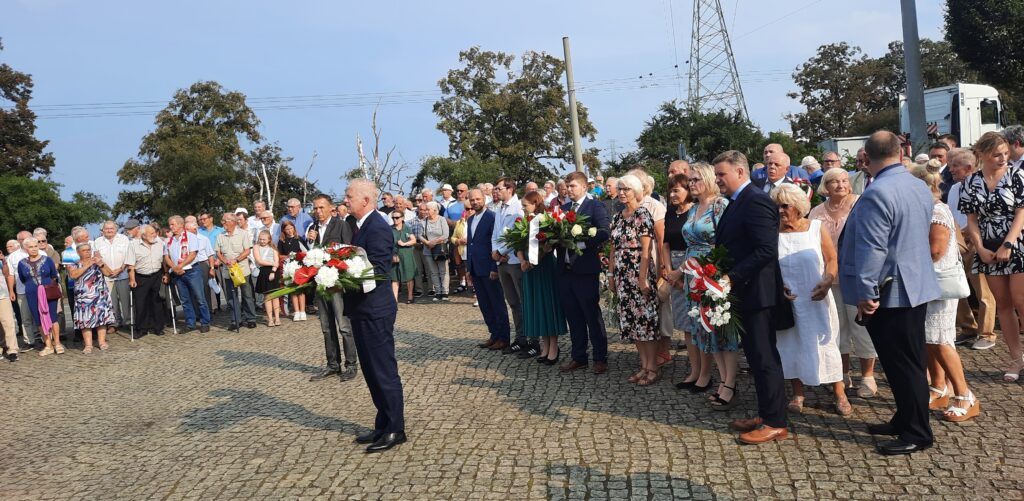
[16,237,62,356]
[517,190,567,365]
[666,163,737,408]
[67,241,116,353]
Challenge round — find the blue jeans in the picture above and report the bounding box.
[175,268,210,327]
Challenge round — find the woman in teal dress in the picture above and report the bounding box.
[517,191,567,365]
[390,212,418,304]
[667,162,739,408]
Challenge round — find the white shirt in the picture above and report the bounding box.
[404,208,417,222]
[948,182,968,230]
[192,231,214,262]
[93,233,132,278]
[491,195,524,264]
[544,192,557,205]
[763,177,785,193]
[356,210,374,229]
[6,249,27,294]
[247,215,264,232]
[470,208,486,238]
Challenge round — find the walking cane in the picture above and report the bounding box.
[167,279,178,335]
[129,289,135,342]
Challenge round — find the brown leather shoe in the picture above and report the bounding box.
[738,425,788,444]
[488,341,509,351]
[560,360,588,372]
[729,417,763,433]
[478,339,496,349]
[593,361,608,374]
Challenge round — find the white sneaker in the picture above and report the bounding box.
[971,338,996,350]
[473,300,479,307]
[300,312,308,321]
[293,312,301,322]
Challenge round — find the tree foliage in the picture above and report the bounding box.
[412,154,507,193]
[0,38,55,177]
[634,102,764,164]
[245,143,319,213]
[946,0,1024,122]
[0,176,109,241]
[431,46,598,186]
[115,81,263,222]
[787,39,978,143]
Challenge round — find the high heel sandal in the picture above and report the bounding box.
[675,378,698,390]
[943,391,981,422]
[628,368,646,383]
[928,385,950,410]
[656,352,672,367]
[708,384,738,411]
[1003,356,1024,383]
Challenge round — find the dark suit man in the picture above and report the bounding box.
[713,150,789,445]
[465,189,511,349]
[557,171,611,375]
[752,153,795,194]
[308,194,359,382]
[344,179,405,453]
[928,142,953,203]
[839,132,939,456]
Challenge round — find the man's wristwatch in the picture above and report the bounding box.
[1003,241,1014,249]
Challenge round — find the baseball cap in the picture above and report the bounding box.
[235,207,249,215]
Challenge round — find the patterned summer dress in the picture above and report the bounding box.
[925,203,959,346]
[72,263,116,329]
[681,198,736,352]
[958,166,1024,275]
[610,207,659,342]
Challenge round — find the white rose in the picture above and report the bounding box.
[571,224,583,237]
[721,313,731,324]
[282,261,301,279]
[688,307,700,318]
[314,266,340,288]
[503,227,510,234]
[722,301,731,310]
[587,227,597,237]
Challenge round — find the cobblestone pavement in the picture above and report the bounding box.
[1,293,1022,500]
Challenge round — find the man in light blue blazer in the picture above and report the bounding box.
[838,131,939,456]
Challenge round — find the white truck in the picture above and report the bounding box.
[899,83,1003,147]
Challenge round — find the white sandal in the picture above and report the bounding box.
[928,385,949,411]
[857,376,878,398]
[943,392,980,422]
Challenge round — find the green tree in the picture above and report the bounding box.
[431,47,598,186]
[0,176,109,240]
[246,143,319,213]
[635,102,764,164]
[412,154,507,193]
[759,132,821,165]
[115,81,262,221]
[946,0,1024,122]
[0,39,55,177]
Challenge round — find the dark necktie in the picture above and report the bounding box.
[571,201,580,212]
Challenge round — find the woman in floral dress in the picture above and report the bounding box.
[609,174,659,385]
[67,242,116,353]
[667,163,733,405]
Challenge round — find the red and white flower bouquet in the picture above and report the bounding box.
[266,244,380,300]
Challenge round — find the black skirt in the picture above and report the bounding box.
[254,266,277,294]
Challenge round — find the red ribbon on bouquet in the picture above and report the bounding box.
[683,257,725,333]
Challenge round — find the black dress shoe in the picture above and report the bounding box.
[876,439,932,456]
[309,369,341,381]
[338,368,358,382]
[689,380,714,393]
[228,323,239,331]
[199,325,210,333]
[355,430,384,444]
[365,431,407,453]
[246,321,257,329]
[675,380,698,390]
[866,422,900,436]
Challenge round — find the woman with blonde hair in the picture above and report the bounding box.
[960,131,1024,382]
[911,165,980,422]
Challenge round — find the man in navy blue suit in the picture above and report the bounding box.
[557,171,612,374]
[343,179,406,453]
[464,189,511,350]
[713,150,790,445]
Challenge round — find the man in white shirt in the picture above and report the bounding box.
[490,177,528,356]
[248,200,267,233]
[543,180,557,205]
[93,220,132,334]
[1004,125,1024,169]
[947,148,997,351]
[164,215,210,332]
[754,153,793,193]
[185,218,217,317]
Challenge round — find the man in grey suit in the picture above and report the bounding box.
[838,131,939,456]
[849,148,872,195]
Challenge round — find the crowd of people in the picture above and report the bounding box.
[3,127,1023,456]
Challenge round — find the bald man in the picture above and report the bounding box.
[751,143,810,181]
[753,153,794,193]
[667,160,690,177]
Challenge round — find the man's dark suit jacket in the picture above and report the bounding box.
[343,212,397,320]
[466,209,497,277]
[314,215,356,246]
[557,197,610,275]
[940,167,954,203]
[715,184,786,314]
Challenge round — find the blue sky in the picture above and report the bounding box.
[3,0,946,206]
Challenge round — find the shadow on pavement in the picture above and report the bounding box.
[179,388,370,436]
[544,463,718,500]
[215,349,321,374]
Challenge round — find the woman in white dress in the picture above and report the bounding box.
[771,184,850,416]
[911,166,980,422]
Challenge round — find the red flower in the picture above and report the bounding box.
[692,280,707,292]
[689,292,701,302]
[566,211,577,223]
[295,252,307,262]
[293,266,317,286]
[334,260,349,271]
[326,259,342,269]
[537,232,547,242]
[703,264,717,276]
[515,217,523,223]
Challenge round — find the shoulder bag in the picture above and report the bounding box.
[31,258,63,301]
[937,256,970,300]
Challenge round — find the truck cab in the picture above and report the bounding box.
[899,83,1002,147]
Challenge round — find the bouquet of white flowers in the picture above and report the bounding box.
[267,244,379,300]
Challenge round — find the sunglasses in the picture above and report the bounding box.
[779,203,792,209]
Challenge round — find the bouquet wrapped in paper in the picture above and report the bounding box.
[266,244,380,300]
[684,246,744,339]
[539,206,597,255]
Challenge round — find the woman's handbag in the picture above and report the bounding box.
[937,262,970,300]
[433,251,449,262]
[43,283,62,301]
